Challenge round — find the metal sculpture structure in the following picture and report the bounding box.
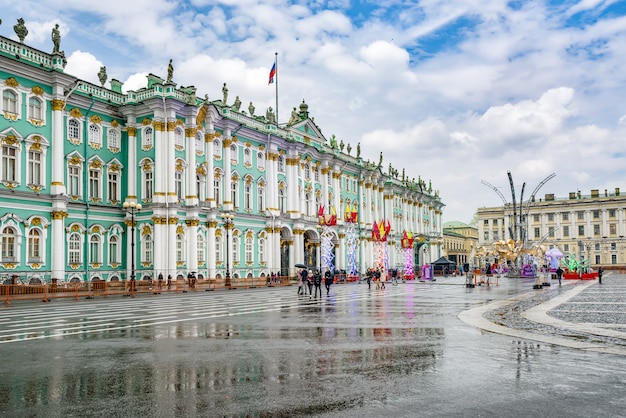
[318,205,337,273]
[400,230,415,279]
[372,220,391,274]
[344,204,359,279]
[481,171,555,277]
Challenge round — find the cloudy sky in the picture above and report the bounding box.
[2,0,625,224]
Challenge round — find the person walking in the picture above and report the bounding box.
[313,269,322,298]
[598,266,604,284]
[366,268,372,290]
[297,268,305,295]
[380,269,387,289]
[374,268,381,289]
[307,270,314,296]
[556,266,564,286]
[324,268,333,296]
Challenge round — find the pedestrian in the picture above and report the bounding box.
[366,268,372,290]
[307,270,314,296]
[598,266,604,284]
[157,273,163,291]
[324,268,333,296]
[380,269,387,289]
[313,269,322,298]
[374,268,381,289]
[298,268,305,295]
[556,266,563,286]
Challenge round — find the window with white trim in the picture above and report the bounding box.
[28,150,42,186]
[68,164,81,197]
[232,236,239,263]
[231,180,238,207]
[278,185,286,214]
[214,178,221,205]
[108,129,120,150]
[258,186,265,212]
[175,170,183,201]
[278,156,285,172]
[143,126,153,148]
[109,235,120,264]
[245,236,253,263]
[108,171,119,202]
[174,127,184,149]
[142,233,153,264]
[89,167,101,200]
[195,132,203,153]
[89,235,101,264]
[2,90,18,114]
[1,226,17,262]
[257,152,264,170]
[68,119,80,142]
[88,124,101,147]
[213,139,221,158]
[304,164,311,180]
[244,183,252,211]
[28,228,41,262]
[197,234,205,264]
[2,145,18,182]
[258,238,266,264]
[244,148,252,166]
[216,236,222,263]
[68,232,81,264]
[230,144,238,164]
[29,97,43,120]
[176,234,185,263]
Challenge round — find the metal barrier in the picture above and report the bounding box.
[1,275,298,305]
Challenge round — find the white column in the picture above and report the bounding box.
[154,121,166,204]
[126,127,137,199]
[287,156,298,217]
[187,220,198,273]
[51,212,65,281]
[186,128,198,206]
[50,99,66,195]
[206,133,215,207]
[223,131,232,211]
[207,220,216,277]
[166,122,176,205]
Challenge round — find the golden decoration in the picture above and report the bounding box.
[141,226,152,236]
[167,121,177,131]
[2,263,16,269]
[89,160,102,169]
[176,225,184,234]
[142,118,152,126]
[196,166,206,176]
[90,115,102,124]
[110,163,120,172]
[69,108,83,118]
[185,127,197,137]
[185,219,200,226]
[5,77,19,87]
[126,127,137,136]
[31,263,41,269]
[207,220,218,228]
[31,86,44,96]
[51,211,67,220]
[142,160,152,171]
[71,224,80,232]
[3,135,18,145]
[51,99,65,111]
[169,217,179,224]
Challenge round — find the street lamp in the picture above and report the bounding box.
[221,213,234,288]
[123,201,142,294]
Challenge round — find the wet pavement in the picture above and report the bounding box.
[1,275,626,417]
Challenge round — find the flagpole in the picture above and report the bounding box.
[274,51,278,125]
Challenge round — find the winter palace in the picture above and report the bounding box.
[0,25,444,285]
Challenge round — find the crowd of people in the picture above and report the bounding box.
[297,268,335,298]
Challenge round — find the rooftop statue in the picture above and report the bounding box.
[233,96,241,111]
[98,66,107,87]
[51,23,61,53]
[248,102,255,117]
[222,83,228,105]
[167,59,174,83]
[14,18,28,43]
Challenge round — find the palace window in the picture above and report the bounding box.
[230,144,238,164]
[108,129,120,150]
[214,178,221,206]
[244,148,252,166]
[257,152,264,170]
[213,139,221,158]
[142,127,153,148]
[2,145,17,182]
[563,225,569,237]
[304,164,311,180]
[1,226,17,262]
[28,150,42,186]
[174,127,184,149]
[142,233,153,264]
[68,164,81,197]
[68,232,81,264]
[232,236,239,263]
[231,180,238,207]
[215,236,222,263]
[258,186,265,212]
[2,90,17,114]
[29,97,43,120]
[195,132,203,153]
[277,156,285,172]
[197,234,205,264]
[175,171,183,201]
[244,183,252,211]
[89,235,101,264]
[108,171,119,202]
[278,184,286,214]
[89,168,101,200]
[88,124,101,147]
[28,228,41,262]
[176,234,185,263]
[245,237,253,263]
[258,238,266,264]
[109,235,119,264]
[67,119,80,142]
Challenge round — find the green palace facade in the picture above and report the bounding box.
[0,28,444,285]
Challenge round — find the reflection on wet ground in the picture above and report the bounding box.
[1,280,626,417]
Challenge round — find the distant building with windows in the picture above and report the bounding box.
[0,30,444,284]
[442,221,478,268]
[476,188,626,268]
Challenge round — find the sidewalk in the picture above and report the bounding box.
[459,273,626,356]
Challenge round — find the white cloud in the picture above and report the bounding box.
[65,51,104,85]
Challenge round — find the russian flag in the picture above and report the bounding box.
[268,62,276,85]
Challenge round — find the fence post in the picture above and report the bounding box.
[42,284,49,303]
[3,285,10,306]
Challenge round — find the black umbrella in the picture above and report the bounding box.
[295,263,308,269]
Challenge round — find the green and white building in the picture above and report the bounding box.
[0,30,444,285]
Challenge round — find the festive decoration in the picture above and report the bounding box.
[561,254,588,273]
[318,205,337,272]
[400,230,415,279]
[372,220,391,274]
[344,204,359,279]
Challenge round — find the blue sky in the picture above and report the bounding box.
[1,0,625,223]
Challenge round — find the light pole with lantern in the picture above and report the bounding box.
[221,213,234,288]
[123,201,142,294]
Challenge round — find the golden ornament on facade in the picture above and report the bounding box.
[142,118,152,126]
[90,115,102,124]
[169,217,179,225]
[185,127,197,137]
[31,86,44,96]
[2,263,16,269]
[69,108,83,118]
[141,225,151,236]
[207,220,218,228]
[126,127,137,136]
[5,77,19,87]
[89,159,102,169]
[3,135,18,145]
[167,121,177,131]
[51,99,65,111]
[111,120,119,127]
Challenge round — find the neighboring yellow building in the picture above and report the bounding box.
[475,188,626,268]
[442,221,478,268]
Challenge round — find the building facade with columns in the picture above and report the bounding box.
[475,188,626,268]
[0,32,444,284]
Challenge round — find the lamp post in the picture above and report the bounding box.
[221,213,234,288]
[123,201,142,295]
